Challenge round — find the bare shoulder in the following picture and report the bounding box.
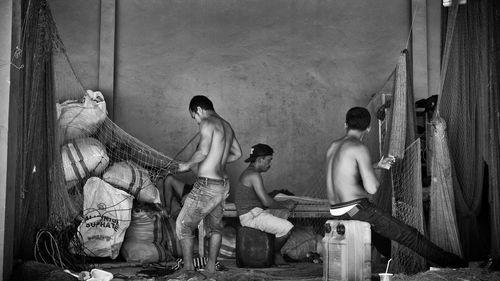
[333,138,367,158]
[326,138,343,155]
[343,140,370,160]
[240,168,261,184]
[200,118,216,130]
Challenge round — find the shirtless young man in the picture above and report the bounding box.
[325,106,467,268]
[176,95,242,273]
[234,144,296,266]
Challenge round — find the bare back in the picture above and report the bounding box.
[326,136,379,204]
[197,115,235,179]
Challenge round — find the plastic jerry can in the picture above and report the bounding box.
[236,226,274,268]
[322,220,371,281]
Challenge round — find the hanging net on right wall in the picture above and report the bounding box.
[365,50,426,274]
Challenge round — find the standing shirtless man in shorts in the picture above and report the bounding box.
[176,95,242,273]
[325,106,467,268]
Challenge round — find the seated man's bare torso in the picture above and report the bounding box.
[326,137,372,203]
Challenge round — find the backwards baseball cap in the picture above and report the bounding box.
[244,143,274,163]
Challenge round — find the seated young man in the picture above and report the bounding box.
[156,174,194,219]
[325,106,467,268]
[234,143,296,266]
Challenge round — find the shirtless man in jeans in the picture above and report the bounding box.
[325,106,467,268]
[176,95,242,273]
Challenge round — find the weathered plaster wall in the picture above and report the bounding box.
[49,0,409,198]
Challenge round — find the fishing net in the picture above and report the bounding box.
[12,0,180,269]
[390,139,427,273]
[430,0,500,261]
[12,0,76,260]
[364,50,426,274]
[428,116,462,257]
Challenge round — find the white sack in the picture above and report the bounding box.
[57,89,107,141]
[70,177,133,259]
[61,137,109,182]
[102,161,161,204]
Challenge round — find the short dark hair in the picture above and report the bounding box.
[346,107,371,130]
[189,95,214,113]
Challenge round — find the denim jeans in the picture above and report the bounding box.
[175,177,229,240]
[331,198,467,268]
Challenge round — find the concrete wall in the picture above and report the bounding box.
[49,0,410,198]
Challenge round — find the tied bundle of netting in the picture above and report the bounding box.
[364,50,426,274]
[15,0,181,270]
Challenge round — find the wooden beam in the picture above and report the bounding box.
[1,0,17,279]
[98,0,116,120]
[427,0,442,98]
[412,0,429,100]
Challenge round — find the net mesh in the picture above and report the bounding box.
[364,50,426,273]
[13,0,180,269]
[12,0,78,260]
[431,0,499,261]
[428,116,462,257]
[390,139,426,273]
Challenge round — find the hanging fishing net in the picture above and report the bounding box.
[430,0,499,262]
[390,139,427,273]
[364,50,426,274]
[12,0,180,270]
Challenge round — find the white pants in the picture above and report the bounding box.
[239,207,293,238]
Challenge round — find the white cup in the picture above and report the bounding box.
[378,273,393,281]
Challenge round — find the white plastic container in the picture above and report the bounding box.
[323,220,371,281]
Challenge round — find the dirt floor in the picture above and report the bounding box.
[107,260,324,281]
[8,259,500,281]
[98,260,500,281]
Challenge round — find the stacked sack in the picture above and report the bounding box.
[60,90,168,261]
[57,89,107,141]
[121,203,174,263]
[61,137,109,187]
[103,161,161,204]
[281,226,324,262]
[69,177,133,259]
[59,90,109,189]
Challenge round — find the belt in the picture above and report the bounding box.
[330,198,367,209]
[197,176,229,185]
